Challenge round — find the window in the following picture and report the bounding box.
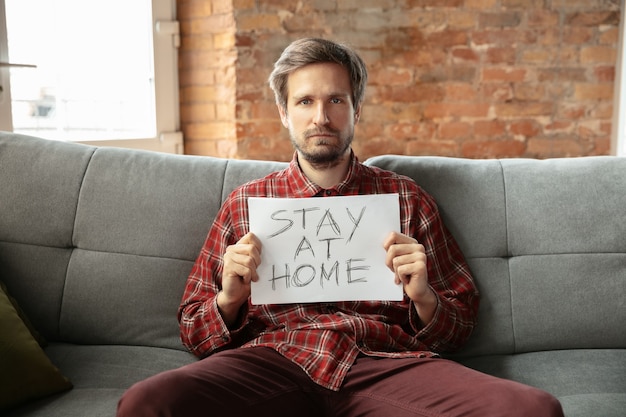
[0,0,182,153]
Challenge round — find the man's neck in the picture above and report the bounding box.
[297,151,351,190]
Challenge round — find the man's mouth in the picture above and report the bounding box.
[306,130,338,139]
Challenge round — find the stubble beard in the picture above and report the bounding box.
[290,127,353,169]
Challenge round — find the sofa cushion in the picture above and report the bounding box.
[5,344,196,417]
[60,251,192,349]
[0,133,94,249]
[0,243,73,343]
[459,349,626,417]
[558,393,626,417]
[0,282,72,410]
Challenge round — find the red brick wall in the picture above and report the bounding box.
[178,0,621,160]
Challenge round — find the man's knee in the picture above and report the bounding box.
[117,373,182,417]
[530,389,564,417]
[493,384,564,417]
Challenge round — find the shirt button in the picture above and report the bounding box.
[325,190,332,196]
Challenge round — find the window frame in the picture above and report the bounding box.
[0,0,182,154]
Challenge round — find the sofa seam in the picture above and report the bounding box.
[468,252,626,260]
[60,146,97,340]
[71,246,196,262]
[220,159,230,203]
[498,159,516,354]
[70,147,97,247]
[0,239,197,262]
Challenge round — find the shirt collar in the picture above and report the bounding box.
[286,150,363,197]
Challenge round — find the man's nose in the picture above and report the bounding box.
[313,103,329,125]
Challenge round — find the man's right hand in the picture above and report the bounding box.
[217,232,262,326]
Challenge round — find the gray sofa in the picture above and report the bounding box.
[0,131,624,417]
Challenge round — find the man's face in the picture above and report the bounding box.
[278,62,361,166]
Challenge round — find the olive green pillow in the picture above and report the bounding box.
[0,282,72,410]
[0,281,47,348]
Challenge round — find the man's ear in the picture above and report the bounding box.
[354,104,362,124]
[278,105,289,128]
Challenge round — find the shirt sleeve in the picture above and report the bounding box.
[177,195,249,357]
[406,188,480,353]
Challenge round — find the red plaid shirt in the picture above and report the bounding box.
[179,152,479,391]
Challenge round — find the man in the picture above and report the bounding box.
[117,38,563,417]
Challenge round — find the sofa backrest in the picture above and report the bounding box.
[366,155,626,357]
[0,132,286,350]
[1,132,625,356]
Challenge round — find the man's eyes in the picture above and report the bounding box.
[297,98,344,105]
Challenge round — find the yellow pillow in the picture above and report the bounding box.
[0,282,72,410]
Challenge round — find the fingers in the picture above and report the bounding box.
[224,232,262,284]
[383,231,414,251]
[239,231,262,248]
[388,250,427,286]
[383,232,428,291]
[224,252,258,283]
[383,232,422,269]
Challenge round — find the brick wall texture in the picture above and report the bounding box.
[177,0,621,161]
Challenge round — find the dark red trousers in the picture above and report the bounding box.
[117,347,563,417]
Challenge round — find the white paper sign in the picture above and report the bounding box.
[248,194,402,305]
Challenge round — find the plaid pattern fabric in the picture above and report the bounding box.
[179,152,479,391]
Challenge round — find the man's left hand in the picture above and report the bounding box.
[383,231,437,324]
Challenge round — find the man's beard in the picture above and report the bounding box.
[290,127,353,168]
